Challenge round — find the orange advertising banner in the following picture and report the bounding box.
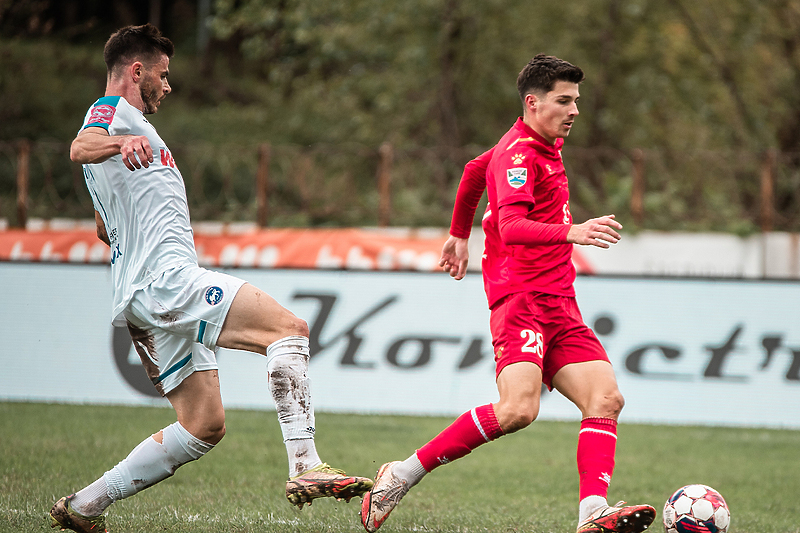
[0,227,593,273]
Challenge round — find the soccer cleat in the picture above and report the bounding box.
[576,501,656,533]
[361,461,409,532]
[285,463,374,509]
[50,495,108,533]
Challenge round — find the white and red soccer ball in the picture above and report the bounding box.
[663,484,730,533]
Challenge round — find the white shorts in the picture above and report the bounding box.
[123,264,247,396]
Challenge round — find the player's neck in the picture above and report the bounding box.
[522,115,556,146]
[104,80,145,114]
[521,115,557,146]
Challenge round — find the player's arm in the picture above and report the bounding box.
[448,148,493,239]
[94,210,110,246]
[499,203,621,248]
[566,214,622,248]
[70,127,154,171]
[439,148,494,279]
[498,202,571,245]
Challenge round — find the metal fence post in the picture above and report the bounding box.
[760,149,776,232]
[631,148,645,226]
[16,139,30,229]
[378,142,393,227]
[256,143,271,228]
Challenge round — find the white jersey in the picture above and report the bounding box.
[80,96,198,325]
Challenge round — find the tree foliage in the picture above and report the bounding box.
[2,0,800,230]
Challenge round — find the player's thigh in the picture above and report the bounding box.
[494,361,543,432]
[551,359,623,419]
[166,369,225,443]
[216,283,309,355]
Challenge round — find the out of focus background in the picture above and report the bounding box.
[2,0,800,231]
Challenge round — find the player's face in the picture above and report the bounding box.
[527,80,580,144]
[140,54,171,115]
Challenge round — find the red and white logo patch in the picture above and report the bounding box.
[88,104,116,125]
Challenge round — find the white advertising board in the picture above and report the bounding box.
[2,262,799,428]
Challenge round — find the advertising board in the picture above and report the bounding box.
[2,263,799,428]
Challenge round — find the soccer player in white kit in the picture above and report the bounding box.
[49,24,372,533]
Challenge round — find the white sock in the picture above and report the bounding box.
[267,336,320,477]
[391,452,428,489]
[70,477,113,517]
[103,422,214,502]
[285,438,322,478]
[579,495,608,523]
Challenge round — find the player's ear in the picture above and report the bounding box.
[524,93,537,113]
[130,61,144,82]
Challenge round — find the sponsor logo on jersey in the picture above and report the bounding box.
[507,167,527,188]
[511,153,525,165]
[205,286,224,305]
[89,104,116,126]
[160,148,176,168]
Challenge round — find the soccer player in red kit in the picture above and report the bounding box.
[361,54,656,533]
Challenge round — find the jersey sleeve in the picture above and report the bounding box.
[498,202,570,245]
[449,147,493,239]
[492,147,537,209]
[82,96,124,133]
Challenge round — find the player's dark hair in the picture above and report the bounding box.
[516,54,584,102]
[103,23,174,74]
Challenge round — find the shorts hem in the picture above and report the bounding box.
[158,360,219,396]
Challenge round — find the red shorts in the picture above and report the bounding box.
[489,291,609,390]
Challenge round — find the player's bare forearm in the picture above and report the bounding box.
[439,235,470,280]
[567,214,622,249]
[71,128,153,171]
[71,129,122,164]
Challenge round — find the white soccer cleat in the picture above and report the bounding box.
[577,501,656,533]
[360,461,409,532]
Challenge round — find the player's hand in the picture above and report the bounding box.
[119,135,154,171]
[567,214,622,248]
[439,236,470,280]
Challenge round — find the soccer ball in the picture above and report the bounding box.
[663,484,730,533]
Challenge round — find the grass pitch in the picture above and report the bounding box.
[0,401,797,533]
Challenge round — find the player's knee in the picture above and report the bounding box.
[498,403,538,433]
[282,314,309,339]
[190,411,226,445]
[198,420,226,445]
[594,390,624,419]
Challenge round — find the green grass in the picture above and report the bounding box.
[1,402,797,532]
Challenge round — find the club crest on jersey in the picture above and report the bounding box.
[89,104,116,125]
[507,167,527,188]
[205,286,224,305]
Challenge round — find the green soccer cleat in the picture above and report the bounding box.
[50,495,108,533]
[576,501,656,533]
[285,463,374,509]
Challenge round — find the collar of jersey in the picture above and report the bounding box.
[512,118,564,156]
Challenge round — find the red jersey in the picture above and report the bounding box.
[449,118,574,308]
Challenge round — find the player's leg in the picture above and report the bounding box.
[216,282,372,508]
[361,294,543,532]
[51,369,221,533]
[552,353,654,532]
[361,361,539,532]
[553,359,624,516]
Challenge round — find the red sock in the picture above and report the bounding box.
[577,417,617,501]
[416,404,504,472]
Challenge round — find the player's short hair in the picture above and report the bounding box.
[516,54,585,102]
[103,23,174,74]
